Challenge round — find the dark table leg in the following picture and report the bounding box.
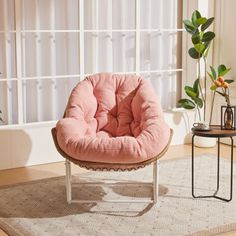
[214,137,220,195]
[192,134,195,198]
[192,135,234,202]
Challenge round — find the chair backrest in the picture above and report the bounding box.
[64,73,163,138]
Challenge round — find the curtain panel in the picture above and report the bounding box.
[0,0,181,125]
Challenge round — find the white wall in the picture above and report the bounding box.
[0,122,63,170]
[164,110,197,145]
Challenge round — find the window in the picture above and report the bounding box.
[0,0,183,126]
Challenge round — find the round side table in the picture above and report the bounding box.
[192,125,236,202]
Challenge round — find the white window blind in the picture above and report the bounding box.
[0,0,183,126]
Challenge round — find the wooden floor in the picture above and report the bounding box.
[0,143,236,236]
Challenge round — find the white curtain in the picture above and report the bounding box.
[22,0,80,123]
[0,0,18,124]
[0,0,180,125]
[140,0,179,109]
[84,0,136,74]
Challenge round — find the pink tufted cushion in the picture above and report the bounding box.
[56,73,170,164]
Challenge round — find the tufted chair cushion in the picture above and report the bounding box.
[56,73,171,164]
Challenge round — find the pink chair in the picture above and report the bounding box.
[52,73,172,204]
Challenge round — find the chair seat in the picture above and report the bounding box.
[52,128,173,171]
[55,73,171,166]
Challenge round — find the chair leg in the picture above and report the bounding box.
[65,159,159,204]
[65,159,72,204]
[153,161,159,203]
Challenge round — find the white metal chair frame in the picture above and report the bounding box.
[65,159,159,204]
[52,127,173,204]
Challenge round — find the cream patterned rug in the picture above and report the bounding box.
[0,155,236,236]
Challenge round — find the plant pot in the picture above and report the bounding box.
[194,136,216,148]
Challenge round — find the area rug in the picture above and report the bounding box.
[1,155,236,236]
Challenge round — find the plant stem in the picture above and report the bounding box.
[197,106,201,121]
[203,57,207,121]
[226,88,230,106]
[197,58,205,119]
[209,91,215,125]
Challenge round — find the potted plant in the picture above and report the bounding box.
[179,10,215,120]
[178,10,216,147]
[208,64,234,128]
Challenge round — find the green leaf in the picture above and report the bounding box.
[192,33,200,44]
[204,41,210,48]
[183,20,195,30]
[193,78,199,94]
[178,99,196,109]
[193,97,203,108]
[218,64,227,76]
[202,31,215,42]
[220,68,231,77]
[196,17,207,26]
[183,20,196,34]
[192,10,201,26]
[199,31,204,40]
[184,26,196,35]
[203,44,210,58]
[225,79,234,84]
[210,84,217,91]
[194,43,205,54]
[188,47,201,59]
[210,66,217,80]
[185,86,198,98]
[201,17,215,31]
[207,72,215,83]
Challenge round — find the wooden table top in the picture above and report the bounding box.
[192,125,236,138]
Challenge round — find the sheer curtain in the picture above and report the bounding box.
[84,0,136,74]
[0,0,181,125]
[21,0,80,123]
[0,0,18,124]
[140,0,180,109]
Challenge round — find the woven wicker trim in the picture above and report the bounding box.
[51,128,173,171]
